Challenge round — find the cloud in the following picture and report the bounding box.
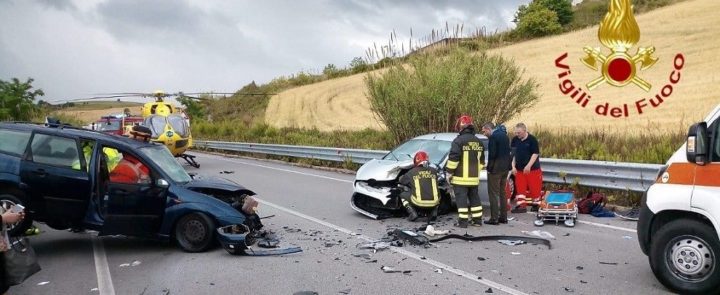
[0,0,529,102]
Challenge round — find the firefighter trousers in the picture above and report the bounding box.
[454,185,482,220]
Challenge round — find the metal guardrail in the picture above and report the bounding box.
[195,140,663,192]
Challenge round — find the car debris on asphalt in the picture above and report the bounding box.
[522,230,556,240]
[498,240,526,246]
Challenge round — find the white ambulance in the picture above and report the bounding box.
[639,105,720,294]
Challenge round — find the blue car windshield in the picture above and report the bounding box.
[383,139,451,164]
[140,146,192,183]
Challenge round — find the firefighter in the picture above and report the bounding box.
[446,115,485,228]
[398,151,441,221]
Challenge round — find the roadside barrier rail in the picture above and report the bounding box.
[195,140,663,192]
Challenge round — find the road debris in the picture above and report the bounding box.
[580,280,588,284]
[37,282,50,286]
[357,241,391,251]
[563,233,571,237]
[428,234,552,249]
[622,235,633,240]
[511,252,522,255]
[339,289,352,294]
[293,292,319,295]
[131,260,141,267]
[522,230,556,240]
[498,240,526,246]
[219,170,235,174]
[477,257,487,261]
[119,263,131,268]
[90,288,99,292]
[485,288,494,293]
[599,261,618,265]
[435,268,444,274]
[576,266,584,270]
[423,225,450,237]
[259,215,276,220]
[564,287,574,292]
[381,266,400,273]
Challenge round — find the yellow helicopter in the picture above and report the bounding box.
[72,90,234,168]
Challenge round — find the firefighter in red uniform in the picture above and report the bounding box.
[445,115,485,228]
[398,151,441,221]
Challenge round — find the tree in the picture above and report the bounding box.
[349,57,369,74]
[323,63,339,78]
[537,0,573,26]
[177,96,205,120]
[0,77,44,121]
[366,48,539,143]
[515,4,563,38]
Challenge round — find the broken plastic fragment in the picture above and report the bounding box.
[498,240,526,246]
[477,257,487,261]
[511,252,521,255]
[381,266,399,273]
[424,225,450,237]
[576,266,584,270]
[258,239,280,248]
[599,261,618,265]
[564,287,574,292]
[352,253,371,259]
[622,235,633,240]
[91,288,99,292]
[131,260,141,267]
[119,263,131,268]
[37,282,50,286]
[357,241,391,251]
[522,230,556,240]
[293,292,319,295]
[339,289,352,294]
[485,288,494,293]
[434,268,443,274]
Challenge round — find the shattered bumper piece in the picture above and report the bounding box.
[217,225,302,256]
[242,246,303,256]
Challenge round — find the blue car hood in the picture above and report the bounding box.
[182,175,249,192]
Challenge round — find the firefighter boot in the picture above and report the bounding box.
[405,205,419,222]
[455,219,469,228]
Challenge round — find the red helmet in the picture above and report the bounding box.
[456,115,473,131]
[414,151,429,167]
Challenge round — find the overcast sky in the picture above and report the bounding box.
[0,0,530,102]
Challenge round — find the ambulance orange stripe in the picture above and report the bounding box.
[694,164,720,187]
[661,163,695,185]
[661,162,720,187]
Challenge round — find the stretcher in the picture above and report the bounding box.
[533,190,578,227]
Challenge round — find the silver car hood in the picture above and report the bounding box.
[355,159,414,181]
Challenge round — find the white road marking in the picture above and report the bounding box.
[199,154,353,183]
[578,220,637,233]
[91,236,116,295]
[258,198,529,295]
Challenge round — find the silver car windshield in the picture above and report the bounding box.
[383,139,451,164]
[140,146,192,183]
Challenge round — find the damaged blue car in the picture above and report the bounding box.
[0,122,262,252]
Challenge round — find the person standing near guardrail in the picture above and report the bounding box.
[446,115,485,228]
[482,122,512,225]
[510,123,542,213]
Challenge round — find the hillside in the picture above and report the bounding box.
[55,101,144,123]
[265,0,720,133]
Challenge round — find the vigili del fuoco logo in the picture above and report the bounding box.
[554,0,684,118]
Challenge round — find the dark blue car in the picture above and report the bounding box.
[0,122,261,252]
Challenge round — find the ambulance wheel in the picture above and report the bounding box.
[534,220,544,227]
[650,218,720,294]
[175,213,216,253]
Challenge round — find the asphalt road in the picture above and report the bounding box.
[9,152,673,295]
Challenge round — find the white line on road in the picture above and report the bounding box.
[258,198,529,295]
[200,154,353,183]
[578,220,637,233]
[91,236,116,295]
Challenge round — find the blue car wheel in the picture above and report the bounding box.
[174,212,216,252]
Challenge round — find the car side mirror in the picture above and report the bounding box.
[156,179,170,189]
[686,122,709,166]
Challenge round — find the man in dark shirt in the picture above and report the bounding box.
[510,123,542,213]
[482,122,512,224]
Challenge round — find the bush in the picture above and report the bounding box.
[365,48,539,143]
[515,4,564,38]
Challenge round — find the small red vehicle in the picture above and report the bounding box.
[93,115,144,136]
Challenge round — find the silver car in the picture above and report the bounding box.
[350,133,491,219]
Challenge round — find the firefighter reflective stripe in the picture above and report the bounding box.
[447,160,459,170]
[463,151,469,179]
[458,207,470,219]
[470,206,483,218]
[402,199,410,207]
[411,178,440,208]
[414,178,422,204]
[451,176,480,186]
